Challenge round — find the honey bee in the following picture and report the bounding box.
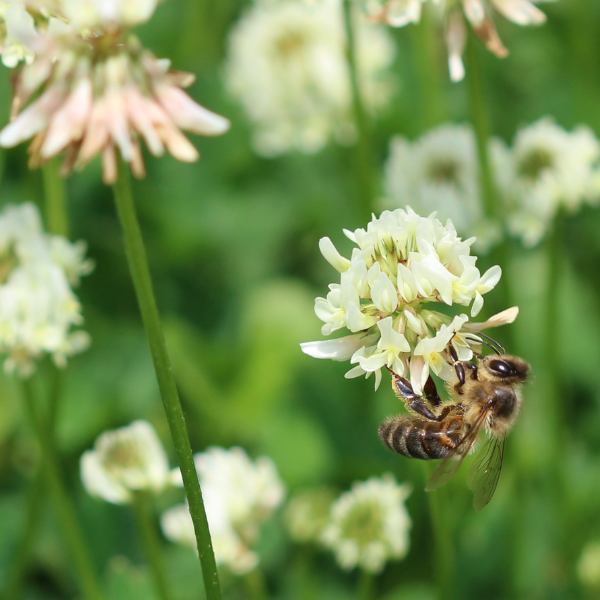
[379,336,530,510]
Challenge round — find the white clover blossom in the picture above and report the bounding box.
[80,420,171,505]
[0,1,229,184]
[0,201,92,377]
[224,0,395,157]
[367,0,551,82]
[321,474,411,573]
[383,123,502,251]
[166,447,285,575]
[301,208,515,393]
[492,117,600,247]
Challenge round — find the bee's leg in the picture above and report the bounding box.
[423,375,442,407]
[447,345,478,393]
[390,373,445,422]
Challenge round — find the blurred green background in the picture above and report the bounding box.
[1,0,600,599]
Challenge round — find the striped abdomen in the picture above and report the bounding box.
[379,414,468,460]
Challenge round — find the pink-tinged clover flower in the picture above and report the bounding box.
[0,0,230,183]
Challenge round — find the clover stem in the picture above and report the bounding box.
[342,0,376,223]
[111,156,222,600]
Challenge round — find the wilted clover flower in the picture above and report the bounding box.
[224,0,395,157]
[366,0,549,81]
[164,447,285,575]
[321,474,411,573]
[0,201,92,377]
[80,420,171,505]
[285,487,336,544]
[0,0,230,183]
[301,208,515,393]
[383,123,501,251]
[492,117,600,247]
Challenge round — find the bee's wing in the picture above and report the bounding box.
[424,401,491,493]
[467,435,505,512]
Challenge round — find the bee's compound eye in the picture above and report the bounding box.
[488,359,512,377]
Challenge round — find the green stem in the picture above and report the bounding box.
[111,157,222,600]
[20,378,104,600]
[411,13,445,129]
[425,465,454,600]
[342,0,375,222]
[355,569,374,600]
[465,35,497,221]
[3,475,45,600]
[132,492,172,600]
[42,158,69,237]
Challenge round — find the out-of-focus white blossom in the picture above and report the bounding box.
[492,117,600,247]
[51,0,160,30]
[383,123,502,251]
[285,487,336,544]
[0,2,37,67]
[0,1,229,183]
[224,0,395,156]
[165,447,285,575]
[301,208,516,393]
[80,420,171,505]
[368,0,551,82]
[321,474,411,573]
[0,201,91,377]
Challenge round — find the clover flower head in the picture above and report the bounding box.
[0,201,91,377]
[166,447,285,575]
[0,1,229,183]
[80,420,171,505]
[492,117,600,247]
[301,208,515,393]
[224,0,395,156]
[321,474,411,573]
[284,487,336,544]
[367,0,550,81]
[383,123,502,251]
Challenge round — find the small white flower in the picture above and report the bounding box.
[302,208,513,391]
[224,0,395,156]
[80,420,170,505]
[492,117,600,247]
[383,123,502,251]
[167,447,285,575]
[0,202,91,377]
[321,474,411,573]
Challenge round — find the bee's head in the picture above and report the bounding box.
[479,354,530,384]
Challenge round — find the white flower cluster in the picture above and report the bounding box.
[80,420,171,504]
[163,447,285,575]
[367,0,549,81]
[492,117,600,247]
[321,474,411,573]
[383,123,501,251]
[0,0,229,183]
[224,0,395,156]
[301,208,515,393]
[0,202,92,377]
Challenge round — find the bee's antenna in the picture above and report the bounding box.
[478,332,505,355]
